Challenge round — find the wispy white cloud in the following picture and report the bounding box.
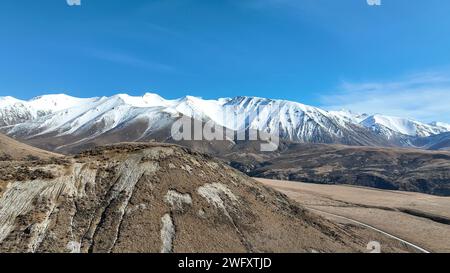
[320,71,450,123]
[86,48,175,73]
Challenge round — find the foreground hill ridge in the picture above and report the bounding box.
[0,133,61,161]
[1,93,449,151]
[0,142,382,253]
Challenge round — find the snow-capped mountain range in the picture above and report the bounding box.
[0,93,449,152]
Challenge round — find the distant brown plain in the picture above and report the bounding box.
[257,178,450,253]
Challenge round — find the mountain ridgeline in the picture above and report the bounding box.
[0,93,449,152]
[1,93,450,197]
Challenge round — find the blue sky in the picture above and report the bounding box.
[1,0,450,122]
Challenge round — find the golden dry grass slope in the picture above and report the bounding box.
[0,133,61,160]
[257,178,450,253]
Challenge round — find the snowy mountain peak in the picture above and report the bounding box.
[109,93,172,108]
[361,114,448,138]
[28,94,95,112]
[30,93,75,100]
[430,121,450,131]
[1,92,449,150]
[329,109,369,124]
[143,92,165,101]
[0,96,24,105]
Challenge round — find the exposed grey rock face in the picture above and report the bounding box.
[160,213,175,253]
[0,143,373,253]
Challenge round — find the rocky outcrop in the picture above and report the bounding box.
[0,143,371,253]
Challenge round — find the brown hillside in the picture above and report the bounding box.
[0,143,413,253]
[0,134,61,161]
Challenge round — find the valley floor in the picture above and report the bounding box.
[257,178,450,253]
